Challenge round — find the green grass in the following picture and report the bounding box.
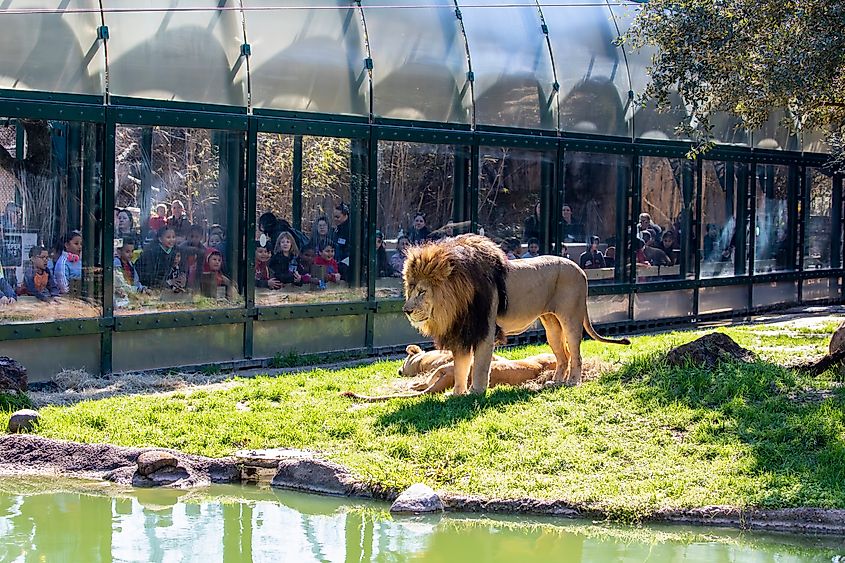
[0,392,32,412]
[3,322,845,521]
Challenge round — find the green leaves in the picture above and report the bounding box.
[625,0,845,162]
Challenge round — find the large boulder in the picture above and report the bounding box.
[136,450,180,476]
[390,483,443,514]
[0,357,26,393]
[272,457,371,497]
[666,333,756,368]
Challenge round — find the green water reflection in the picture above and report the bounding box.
[0,478,842,562]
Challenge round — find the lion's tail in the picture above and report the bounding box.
[340,368,451,402]
[582,315,630,345]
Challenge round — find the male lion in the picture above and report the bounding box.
[402,234,629,394]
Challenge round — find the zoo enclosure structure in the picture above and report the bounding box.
[0,1,841,380]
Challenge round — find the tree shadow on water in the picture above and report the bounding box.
[374,386,536,434]
[613,352,845,507]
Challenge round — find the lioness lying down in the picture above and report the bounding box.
[399,344,504,377]
[343,354,557,402]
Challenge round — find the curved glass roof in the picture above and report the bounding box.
[0,1,801,147]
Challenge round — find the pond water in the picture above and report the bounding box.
[0,478,842,562]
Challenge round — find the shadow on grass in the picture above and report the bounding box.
[608,352,845,508]
[374,386,537,433]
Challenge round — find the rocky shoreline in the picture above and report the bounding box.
[1,434,844,535]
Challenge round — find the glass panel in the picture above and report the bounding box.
[460,1,556,129]
[699,285,748,315]
[113,324,244,372]
[253,316,366,357]
[802,130,830,154]
[376,142,466,298]
[606,2,689,141]
[542,2,630,137]
[587,294,628,324]
[245,0,368,116]
[0,1,104,96]
[103,0,246,106]
[802,277,840,303]
[633,290,693,321]
[637,156,694,282]
[754,164,795,273]
[751,111,799,150]
[752,281,797,308]
[365,1,471,123]
[0,118,103,323]
[700,161,749,278]
[255,134,367,305]
[0,334,101,381]
[563,152,628,285]
[114,125,243,315]
[478,147,551,260]
[805,168,834,270]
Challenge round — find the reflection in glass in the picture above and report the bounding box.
[376,142,463,298]
[365,0,471,123]
[478,147,550,260]
[0,118,102,323]
[460,2,557,129]
[754,164,794,273]
[700,161,749,278]
[245,0,368,115]
[804,168,834,270]
[543,2,630,137]
[637,156,695,282]
[114,125,243,314]
[256,134,366,305]
[562,152,627,285]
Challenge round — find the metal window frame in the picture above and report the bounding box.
[0,90,841,377]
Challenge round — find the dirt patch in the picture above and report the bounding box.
[667,333,757,368]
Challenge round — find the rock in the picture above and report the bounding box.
[7,409,39,433]
[0,357,27,393]
[136,450,179,476]
[133,465,190,488]
[666,333,756,368]
[829,320,845,356]
[390,483,443,514]
[272,457,370,497]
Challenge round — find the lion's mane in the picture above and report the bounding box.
[404,234,508,353]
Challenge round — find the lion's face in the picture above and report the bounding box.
[402,279,435,329]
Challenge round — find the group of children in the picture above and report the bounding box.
[0,230,85,306]
[255,231,344,291]
[114,223,235,306]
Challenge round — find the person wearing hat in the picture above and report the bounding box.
[579,235,606,269]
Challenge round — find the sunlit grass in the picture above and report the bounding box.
[3,321,844,520]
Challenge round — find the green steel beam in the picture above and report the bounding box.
[0,319,102,342]
[110,107,247,131]
[292,135,303,231]
[114,309,249,332]
[244,120,259,358]
[257,302,373,321]
[254,117,368,139]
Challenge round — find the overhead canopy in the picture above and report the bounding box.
[0,0,809,149]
